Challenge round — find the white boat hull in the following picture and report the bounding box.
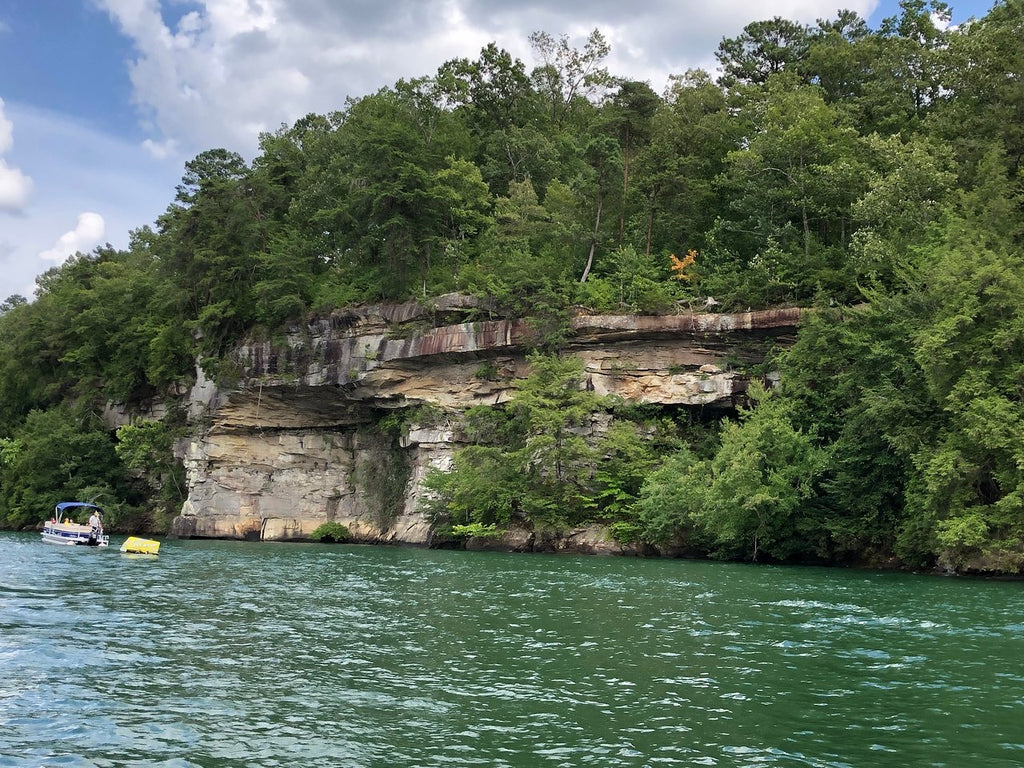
[41,522,109,547]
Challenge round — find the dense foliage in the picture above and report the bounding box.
[2,1,1024,570]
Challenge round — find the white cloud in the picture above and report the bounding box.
[0,99,12,154]
[0,161,33,212]
[0,102,180,301]
[932,10,953,30]
[96,0,881,159]
[142,137,178,159]
[0,98,33,213]
[38,212,107,263]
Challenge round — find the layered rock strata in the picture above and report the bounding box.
[172,300,802,549]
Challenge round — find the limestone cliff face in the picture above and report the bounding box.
[171,298,802,549]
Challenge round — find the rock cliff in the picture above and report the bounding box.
[171,299,802,549]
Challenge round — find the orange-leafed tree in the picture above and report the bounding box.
[670,250,697,281]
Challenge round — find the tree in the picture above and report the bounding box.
[934,0,1024,178]
[578,135,622,283]
[437,43,538,136]
[250,114,339,326]
[633,70,732,258]
[713,74,868,303]
[115,420,186,529]
[0,295,59,433]
[0,295,27,314]
[491,176,550,249]
[850,133,957,289]
[0,406,129,530]
[599,244,677,313]
[427,156,494,293]
[650,385,822,560]
[421,443,525,531]
[857,0,952,134]
[604,80,660,243]
[508,353,599,524]
[801,10,874,114]
[315,88,445,298]
[425,354,600,532]
[634,385,822,560]
[154,148,269,362]
[705,386,822,560]
[591,413,681,543]
[716,17,811,88]
[902,172,1024,571]
[529,28,614,128]
[634,447,709,548]
[775,303,929,562]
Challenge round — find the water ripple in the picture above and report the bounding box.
[2,535,1023,767]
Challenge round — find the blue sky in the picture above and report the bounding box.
[0,0,998,301]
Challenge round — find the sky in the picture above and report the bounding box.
[0,0,998,302]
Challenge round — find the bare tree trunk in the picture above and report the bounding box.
[800,156,810,259]
[580,195,604,283]
[423,242,431,297]
[619,126,630,245]
[645,189,658,258]
[802,201,810,259]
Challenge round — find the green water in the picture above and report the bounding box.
[1,533,1022,767]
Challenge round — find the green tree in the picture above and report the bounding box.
[858,0,952,134]
[115,420,186,530]
[801,10,873,106]
[437,43,539,138]
[425,354,600,533]
[578,134,622,283]
[249,114,342,327]
[306,84,482,300]
[428,155,494,292]
[716,17,811,88]
[635,385,823,561]
[529,28,614,128]
[632,70,732,258]
[700,386,822,560]
[850,133,957,289]
[902,174,1024,571]
[0,297,54,433]
[604,80,660,244]
[0,406,129,530]
[508,353,599,524]
[713,74,868,303]
[633,447,709,549]
[934,0,1024,180]
[775,303,930,563]
[153,148,269,363]
[422,443,525,531]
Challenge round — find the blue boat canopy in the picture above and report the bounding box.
[56,502,102,512]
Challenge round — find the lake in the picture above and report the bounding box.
[1,532,1022,767]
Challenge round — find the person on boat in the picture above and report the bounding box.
[89,510,102,533]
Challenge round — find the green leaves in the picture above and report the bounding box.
[310,521,352,543]
[424,353,607,532]
[716,17,811,88]
[0,407,128,530]
[715,74,868,303]
[636,385,823,561]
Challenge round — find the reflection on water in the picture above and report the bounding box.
[1,533,1022,767]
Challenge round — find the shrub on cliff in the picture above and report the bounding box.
[311,522,351,543]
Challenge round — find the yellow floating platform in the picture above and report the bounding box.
[120,536,160,555]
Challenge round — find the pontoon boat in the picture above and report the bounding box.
[41,502,109,547]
